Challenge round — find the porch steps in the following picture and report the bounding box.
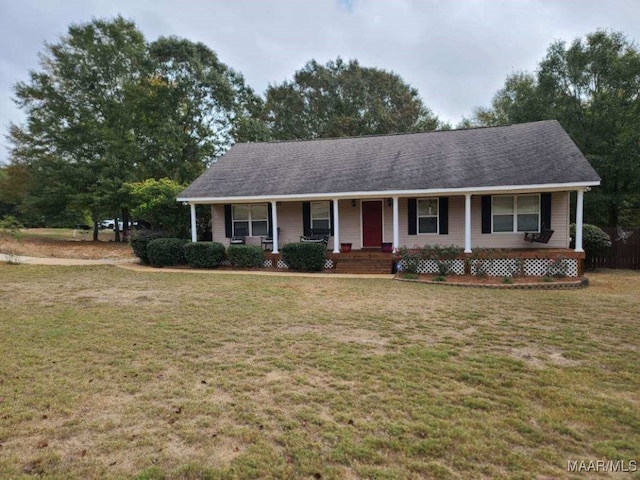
[334,252,393,274]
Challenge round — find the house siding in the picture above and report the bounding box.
[337,200,361,248]
[467,192,569,249]
[210,192,570,250]
[211,205,226,244]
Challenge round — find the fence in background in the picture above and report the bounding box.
[587,227,640,270]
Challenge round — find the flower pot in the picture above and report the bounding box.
[340,243,352,253]
[381,242,393,253]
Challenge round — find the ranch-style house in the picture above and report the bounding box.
[178,120,601,275]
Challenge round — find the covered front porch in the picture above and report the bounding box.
[186,189,589,256]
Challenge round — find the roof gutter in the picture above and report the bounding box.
[177,181,600,204]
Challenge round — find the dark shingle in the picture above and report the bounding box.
[178,120,601,199]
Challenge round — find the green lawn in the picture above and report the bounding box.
[0,265,638,479]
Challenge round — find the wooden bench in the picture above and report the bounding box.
[300,229,330,246]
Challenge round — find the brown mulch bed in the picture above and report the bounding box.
[396,273,589,289]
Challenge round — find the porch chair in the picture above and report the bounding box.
[229,224,249,245]
[230,235,246,245]
[261,228,280,250]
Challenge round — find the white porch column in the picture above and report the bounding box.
[575,190,584,252]
[464,194,472,253]
[271,201,279,254]
[211,205,216,242]
[392,196,399,249]
[332,198,340,253]
[190,203,197,242]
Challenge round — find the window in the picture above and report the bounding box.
[492,195,540,233]
[417,198,438,234]
[310,201,330,232]
[232,204,269,236]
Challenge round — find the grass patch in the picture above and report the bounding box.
[0,228,133,260]
[0,266,638,478]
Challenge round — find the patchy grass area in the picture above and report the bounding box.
[0,228,133,260]
[0,266,638,479]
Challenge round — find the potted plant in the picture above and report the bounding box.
[340,242,352,253]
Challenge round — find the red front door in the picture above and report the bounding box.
[362,201,383,248]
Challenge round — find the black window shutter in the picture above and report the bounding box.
[329,201,334,236]
[302,202,311,236]
[541,193,552,230]
[408,198,417,235]
[481,196,492,234]
[439,197,449,235]
[267,203,273,237]
[224,204,232,238]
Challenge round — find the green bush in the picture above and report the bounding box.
[281,243,326,272]
[398,244,463,275]
[147,238,188,267]
[227,244,265,268]
[397,247,421,274]
[0,215,22,241]
[183,242,226,268]
[570,223,612,256]
[420,244,464,259]
[130,230,171,265]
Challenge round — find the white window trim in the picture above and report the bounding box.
[232,203,269,237]
[491,194,541,233]
[310,201,331,232]
[417,197,439,235]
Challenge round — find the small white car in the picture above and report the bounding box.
[99,219,125,230]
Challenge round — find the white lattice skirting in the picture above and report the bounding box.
[524,258,578,277]
[400,258,579,277]
[470,259,521,277]
[274,258,334,270]
[399,259,466,275]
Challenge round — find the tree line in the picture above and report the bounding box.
[1,17,638,237]
[465,30,640,228]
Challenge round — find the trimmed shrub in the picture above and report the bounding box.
[281,243,326,272]
[397,246,421,274]
[570,223,612,256]
[227,244,265,268]
[130,230,171,265]
[184,242,225,268]
[147,238,188,267]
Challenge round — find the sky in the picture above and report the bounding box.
[1,0,639,162]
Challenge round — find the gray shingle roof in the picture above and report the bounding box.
[178,120,601,200]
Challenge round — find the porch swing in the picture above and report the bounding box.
[524,227,554,244]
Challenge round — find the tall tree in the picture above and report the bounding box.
[9,16,148,239]
[265,58,440,140]
[472,72,547,126]
[144,37,269,181]
[472,31,640,227]
[8,18,267,239]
